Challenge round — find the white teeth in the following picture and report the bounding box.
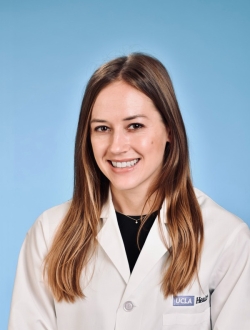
[111,159,139,168]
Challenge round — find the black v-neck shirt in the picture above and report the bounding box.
[116,211,158,272]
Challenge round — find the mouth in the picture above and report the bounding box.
[108,158,140,168]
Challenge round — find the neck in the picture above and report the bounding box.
[111,186,157,215]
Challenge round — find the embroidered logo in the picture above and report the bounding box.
[173,296,194,306]
[196,295,208,304]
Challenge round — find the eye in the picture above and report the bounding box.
[128,123,144,130]
[94,125,110,132]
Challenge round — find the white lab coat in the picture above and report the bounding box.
[9,189,250,330]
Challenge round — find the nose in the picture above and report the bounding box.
[109,129,130,155]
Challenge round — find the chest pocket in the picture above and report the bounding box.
[162,308,210,330]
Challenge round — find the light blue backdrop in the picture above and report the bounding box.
[1,0,249,328]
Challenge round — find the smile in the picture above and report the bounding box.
[110,159,140,168]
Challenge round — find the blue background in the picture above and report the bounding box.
[1,0,249,328]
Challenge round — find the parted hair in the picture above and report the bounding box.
[44,53,204,302]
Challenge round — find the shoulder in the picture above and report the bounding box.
[29,200,71,249]
[194,188,249,251]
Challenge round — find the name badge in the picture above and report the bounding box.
[173,296,194,306]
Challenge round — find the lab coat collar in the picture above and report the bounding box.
[97,191,170,292]
[97,190,131,283]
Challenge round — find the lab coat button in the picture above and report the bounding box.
[124,301,134,311]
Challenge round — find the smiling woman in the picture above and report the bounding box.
[9,53,250,330]
[90,81,170,201]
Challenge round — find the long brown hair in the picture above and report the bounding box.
[44,53,203,302]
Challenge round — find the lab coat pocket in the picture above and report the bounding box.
[162,308,210,330]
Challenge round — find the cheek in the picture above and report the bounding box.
[91,135,103,150]
[90,139,108,169]
[90,139,96,154]
[90,139,101,160]
[137,137,160,153]
[151,138,167,156]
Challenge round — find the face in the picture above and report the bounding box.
[90,80,170,195]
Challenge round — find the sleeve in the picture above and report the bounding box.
[8,214,57,330]
[210,223,250,330]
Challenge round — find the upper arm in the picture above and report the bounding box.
[210,224,250,330]
[8,215,57,330]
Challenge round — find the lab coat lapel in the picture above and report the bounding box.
[96,192,130,284]
[122,200,170,298]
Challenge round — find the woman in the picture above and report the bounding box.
[9,53,250,329]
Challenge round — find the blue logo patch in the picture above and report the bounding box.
[173,296,194,306]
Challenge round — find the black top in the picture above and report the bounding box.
[116,211,158,272]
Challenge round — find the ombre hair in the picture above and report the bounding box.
[44,53,204,302]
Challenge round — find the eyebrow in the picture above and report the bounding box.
[123,114,148,121]
[90,114,148,124]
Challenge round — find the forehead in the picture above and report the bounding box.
[91,81,157,118]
